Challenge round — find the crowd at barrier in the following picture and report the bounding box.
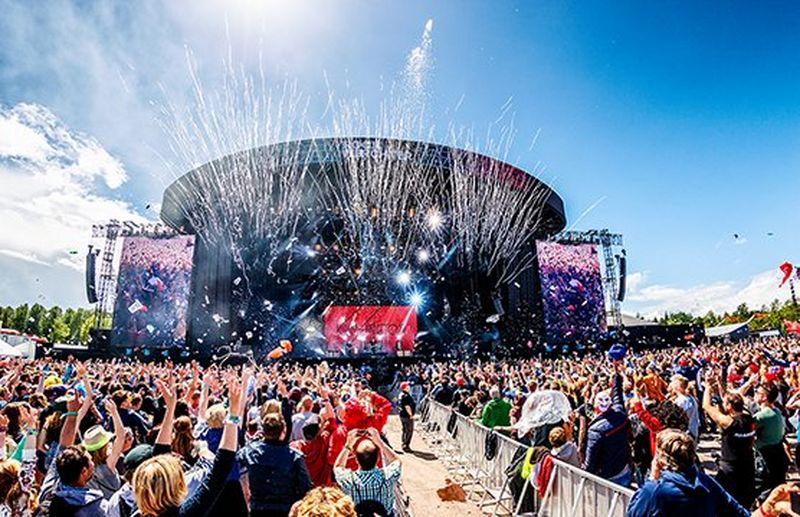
[408,336,800,516]
[5,336,800,516]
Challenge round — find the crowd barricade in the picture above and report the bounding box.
[419,398,634,517]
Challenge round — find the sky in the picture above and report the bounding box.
[0,1,799,318]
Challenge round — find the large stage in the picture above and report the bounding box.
[88,138,625,361]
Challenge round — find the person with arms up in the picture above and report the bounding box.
[334,427,402,516]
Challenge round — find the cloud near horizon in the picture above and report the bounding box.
[624,268,791,318]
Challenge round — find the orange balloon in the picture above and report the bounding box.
[279,339,293,352]
[267,347,285,360]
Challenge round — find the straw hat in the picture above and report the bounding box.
[82,425,113,453]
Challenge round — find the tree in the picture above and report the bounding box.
[12,304,29,332]
[26,303,46,336]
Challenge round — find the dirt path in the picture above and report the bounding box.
[384,415,483,517]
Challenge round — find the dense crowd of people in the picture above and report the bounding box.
[2,336,800,515]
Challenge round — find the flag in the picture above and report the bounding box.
[785,321,800,334]
[779,262,794,288]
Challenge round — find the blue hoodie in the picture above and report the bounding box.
[626,467,749,517]
[50,484,108,517]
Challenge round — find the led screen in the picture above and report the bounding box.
[536,241,606,345]
[111,236,195,348]
[323,305,417,355]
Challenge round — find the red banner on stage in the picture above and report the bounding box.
[324,305,417,355]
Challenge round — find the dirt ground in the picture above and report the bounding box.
[384,415,483,517]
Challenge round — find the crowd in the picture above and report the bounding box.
[3,336,800,516]
[0,358,404,517]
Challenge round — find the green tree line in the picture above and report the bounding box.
[0,304,111,345]
[655,298,800,331]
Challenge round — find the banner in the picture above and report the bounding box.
[324,305,417,355]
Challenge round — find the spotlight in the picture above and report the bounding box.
[416,249,430,263]
[427,209,442,230]
[409,291,424,308]
[396,270,411,286]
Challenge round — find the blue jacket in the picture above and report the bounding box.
[236,440,313,514]
[48,484,107,517]
[583,373,631,479]
[627,467,749,517]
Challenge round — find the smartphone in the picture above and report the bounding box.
[792,491,800,514]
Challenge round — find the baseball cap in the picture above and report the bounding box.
[123,444,154,472]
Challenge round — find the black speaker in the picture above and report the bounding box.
[86,247,98,304]
[617,254,627,302]
[87,327,110,351]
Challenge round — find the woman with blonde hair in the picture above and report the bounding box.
[289,486,355,517]
[132,370,248,517]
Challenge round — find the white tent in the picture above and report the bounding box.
[0,339,23,357]
[13,340,36,360]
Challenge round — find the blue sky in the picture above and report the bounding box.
[0,1,798,316]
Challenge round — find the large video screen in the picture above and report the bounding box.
[323,306,417,356]
[111,236,195,348]
[536,241,606,344]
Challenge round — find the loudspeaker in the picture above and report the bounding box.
[617,254,627,302]
[86,247,98,304]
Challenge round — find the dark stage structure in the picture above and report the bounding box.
[86,139,646,361]
[161,138,566,359]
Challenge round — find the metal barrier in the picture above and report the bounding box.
[419,398,634,517]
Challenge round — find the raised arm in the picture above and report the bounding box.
[702,376,733,429]
[104,398,126,472]
[367,427,399,465]
[155,374,178,447]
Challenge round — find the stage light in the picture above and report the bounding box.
[305,247,316,257]
[396,270,411,286]
[427,209,442,230]
[416,249,429,263]
[409,291,424,308]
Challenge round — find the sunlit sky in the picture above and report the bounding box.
[1,1,798,317]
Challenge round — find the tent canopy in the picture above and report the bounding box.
[0,338,23,357]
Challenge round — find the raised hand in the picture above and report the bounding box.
[155,374,177,408]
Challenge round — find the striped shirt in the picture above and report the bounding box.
[335,461,402,513]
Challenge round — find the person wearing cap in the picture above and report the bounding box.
[397,382,416,452]
[107,444,153,517]
[80,399,126,499]
[583,360,631,486]
[111,390,149,445]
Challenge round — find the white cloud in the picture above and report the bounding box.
[0,103,143,285]
[624,268,791,318]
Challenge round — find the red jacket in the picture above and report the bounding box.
[292,418,336,487]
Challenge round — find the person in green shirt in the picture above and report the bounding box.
[480,387,512,428]
[753,383,787,498]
